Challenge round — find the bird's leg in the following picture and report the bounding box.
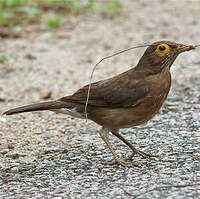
[111,130,158,158]
[99,128,139,167]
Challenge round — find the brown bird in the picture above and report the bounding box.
[3,41,195,166]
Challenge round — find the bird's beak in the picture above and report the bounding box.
[177,44,196,53]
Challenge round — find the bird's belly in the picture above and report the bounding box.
[129,94,168,126]
[89,91,169,129]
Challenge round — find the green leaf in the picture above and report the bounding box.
[0,54,11,62]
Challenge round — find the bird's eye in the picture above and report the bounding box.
[156,44,170,56]
[159,45,166,51]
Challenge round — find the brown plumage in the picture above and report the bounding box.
[3,41,195,166]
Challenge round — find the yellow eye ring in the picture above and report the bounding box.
[156,44,170,56]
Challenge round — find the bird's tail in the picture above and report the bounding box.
[2,101,69,115]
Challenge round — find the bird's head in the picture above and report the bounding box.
[136,41,195,74]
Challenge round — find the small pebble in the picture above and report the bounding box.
[8,144,14,150]
[0,116,6,122]
[11,153,20,159]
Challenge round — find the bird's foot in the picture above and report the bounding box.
[128,149,159,159]
[102,158,139,167]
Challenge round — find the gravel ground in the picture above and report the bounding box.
[1,0,200,198]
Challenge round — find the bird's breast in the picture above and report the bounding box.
[131,68,171,125]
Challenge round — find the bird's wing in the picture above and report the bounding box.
[59,70,149,108]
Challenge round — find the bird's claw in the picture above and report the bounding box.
[128,149,159,159]
[102,158,140,167]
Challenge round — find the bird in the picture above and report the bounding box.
[2,41,196,166]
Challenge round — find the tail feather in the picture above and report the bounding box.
[3,101,69,115]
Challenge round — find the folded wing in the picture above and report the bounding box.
[59,69,149,108]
